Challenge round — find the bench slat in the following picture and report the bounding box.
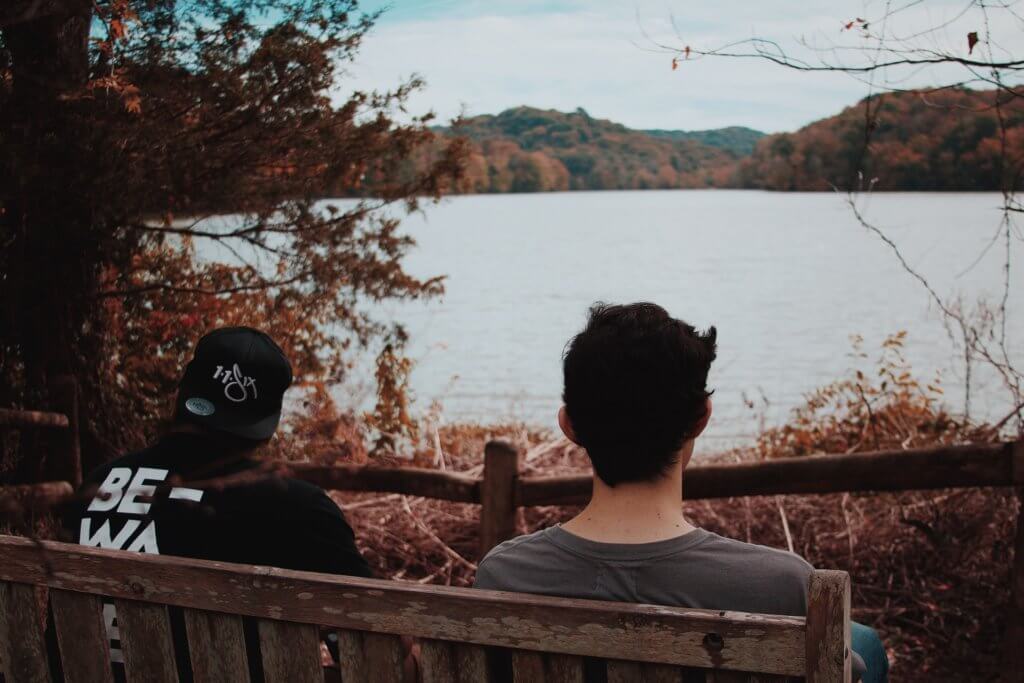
[0,582,50,683]
[452,643,489,682]
[608,661,691,682]
[805,571,851,683]
[335,629,368,681]
[183,608,250,682]
[336,629,366,681]
[257,619,323,683]
[546,654,584,682]
[511,650,546,682]
[363,632,404,683]
[112,599,178,683]
[641,664,682,682]
[420,639,454,683]
[50,590,112,683]
[702,672,794,682]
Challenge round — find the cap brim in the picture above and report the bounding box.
[216,409,281,441]
[177,394,281,441]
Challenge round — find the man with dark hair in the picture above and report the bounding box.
[63,327,371,678]
[474,303,887,682]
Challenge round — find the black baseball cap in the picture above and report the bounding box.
[175,327,293,440]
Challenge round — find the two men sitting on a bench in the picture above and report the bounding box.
[66,306,887,681]
[475,302,888,683]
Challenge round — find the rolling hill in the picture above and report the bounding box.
[433,89,1023,193]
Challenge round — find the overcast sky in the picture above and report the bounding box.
[341,0,1024,133]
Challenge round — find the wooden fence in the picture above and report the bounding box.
[2,396,1023,675]
[0,375,81,487]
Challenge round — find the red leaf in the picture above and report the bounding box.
[684,45,691,59]
[968,31,979,54]
[671,57,678,71]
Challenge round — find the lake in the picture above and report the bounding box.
[357,190,1023,448]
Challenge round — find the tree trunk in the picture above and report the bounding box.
[1,1,94,482]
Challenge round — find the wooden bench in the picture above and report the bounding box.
[0,535,852,682]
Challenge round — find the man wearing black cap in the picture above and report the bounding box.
[63,327,372,677]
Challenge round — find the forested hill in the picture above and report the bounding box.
[641,126,765,155]
[734,87,1024,191]
[440,107,758,192]
[435,90,1022,193]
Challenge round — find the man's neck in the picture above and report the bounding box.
[561,447,696,544]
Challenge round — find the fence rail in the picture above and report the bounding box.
[0,376,81,486]
[517,441,1022,506]
[0,408,69,430]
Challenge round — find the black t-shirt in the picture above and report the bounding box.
[64,432,372,577]
[59,433,371,680]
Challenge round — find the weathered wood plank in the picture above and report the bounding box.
[518,442,1016,505]
[0,536,807,675]
[547,654,585,682]
[288,464,480,503]
[257,620,322,683]
[607,661,644,683]
[363,632,404,683]
[641,664,682,682]
[509,651,584,683]
[0,409,69,430]
[112,599,178,683]
[183,608,249,683]
[420,639,454,683]
[479,441,520,555]
[50,590,112,683]
[452,643,489,683]
[336,629,366,682]
[805,570,851,683]
[0,582,50,683]
[511,650,546,683]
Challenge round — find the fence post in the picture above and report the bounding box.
[479,440,519,558]
[45,375,81,488]
[1004,441,1024,681]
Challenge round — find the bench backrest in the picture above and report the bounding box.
[0,535,851,682]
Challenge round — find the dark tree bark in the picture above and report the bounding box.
[1,0,95,481]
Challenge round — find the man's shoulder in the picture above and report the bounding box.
[480,527,553,564]
[475,527,559,588]
[693,532,814,576]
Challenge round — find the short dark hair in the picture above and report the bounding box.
[562,302,717,487]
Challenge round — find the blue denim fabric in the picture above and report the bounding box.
[852,621,889,683]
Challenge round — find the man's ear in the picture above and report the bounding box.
[557,405,579,444]
[690,398,713,439]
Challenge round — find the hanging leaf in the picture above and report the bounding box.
[968,31,979,54]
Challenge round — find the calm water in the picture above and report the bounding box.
[355,190,1022,447]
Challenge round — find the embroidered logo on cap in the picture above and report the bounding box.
[212,363,258,402]
[184,397,216,416]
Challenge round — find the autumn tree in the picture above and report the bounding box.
[662,1,1023,434]
[0,0,467,478]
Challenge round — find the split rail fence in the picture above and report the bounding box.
[2,392,1023,676]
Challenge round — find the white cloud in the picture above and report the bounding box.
[338,1,1024,132]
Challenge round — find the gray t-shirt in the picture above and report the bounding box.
[475,525,866,677]
[475,525,812,616]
